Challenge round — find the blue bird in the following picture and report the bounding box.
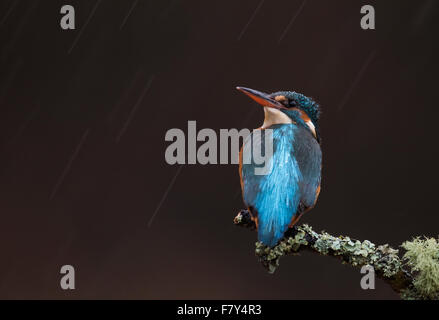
[237,87,322,247]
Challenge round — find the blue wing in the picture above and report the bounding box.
[240,124,321,247]
[293,125,322,211]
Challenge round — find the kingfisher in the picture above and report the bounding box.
[237,87,322,247]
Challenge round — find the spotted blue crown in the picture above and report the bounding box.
[272,91,321,127]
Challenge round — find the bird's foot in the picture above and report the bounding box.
[284,224,316,245]
[234,209,256,229]
[284,225,300,239]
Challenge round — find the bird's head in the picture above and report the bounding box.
[236,87,321,142]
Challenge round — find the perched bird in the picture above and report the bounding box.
[237,87,322,247]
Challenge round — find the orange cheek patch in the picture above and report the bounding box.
[299,111,311,123]
[291,107,317,138]
[274,95,287,103]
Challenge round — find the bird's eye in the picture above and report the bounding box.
[289,100,297,107]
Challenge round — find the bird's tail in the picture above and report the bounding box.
[257,207,295,247]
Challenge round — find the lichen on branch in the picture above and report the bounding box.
[401,237,439,299]
[234,209,439,300]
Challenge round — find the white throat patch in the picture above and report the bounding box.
[305,119,317,138]
[262,107,293,129]
[261,107,317,139]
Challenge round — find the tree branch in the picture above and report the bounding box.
[233,209,435,299]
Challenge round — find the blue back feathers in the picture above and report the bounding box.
[241,112,322,247]
[253,125,302,247]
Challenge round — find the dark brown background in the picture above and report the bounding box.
[0,0,438,299]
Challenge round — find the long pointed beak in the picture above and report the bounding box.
[236,86,286,109]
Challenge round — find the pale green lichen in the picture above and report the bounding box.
[235,212,438,300]
[255,224,402,281]
[401,237,439,300]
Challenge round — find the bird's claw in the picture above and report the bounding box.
[234,209,256,229]
[284,225,300,238]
